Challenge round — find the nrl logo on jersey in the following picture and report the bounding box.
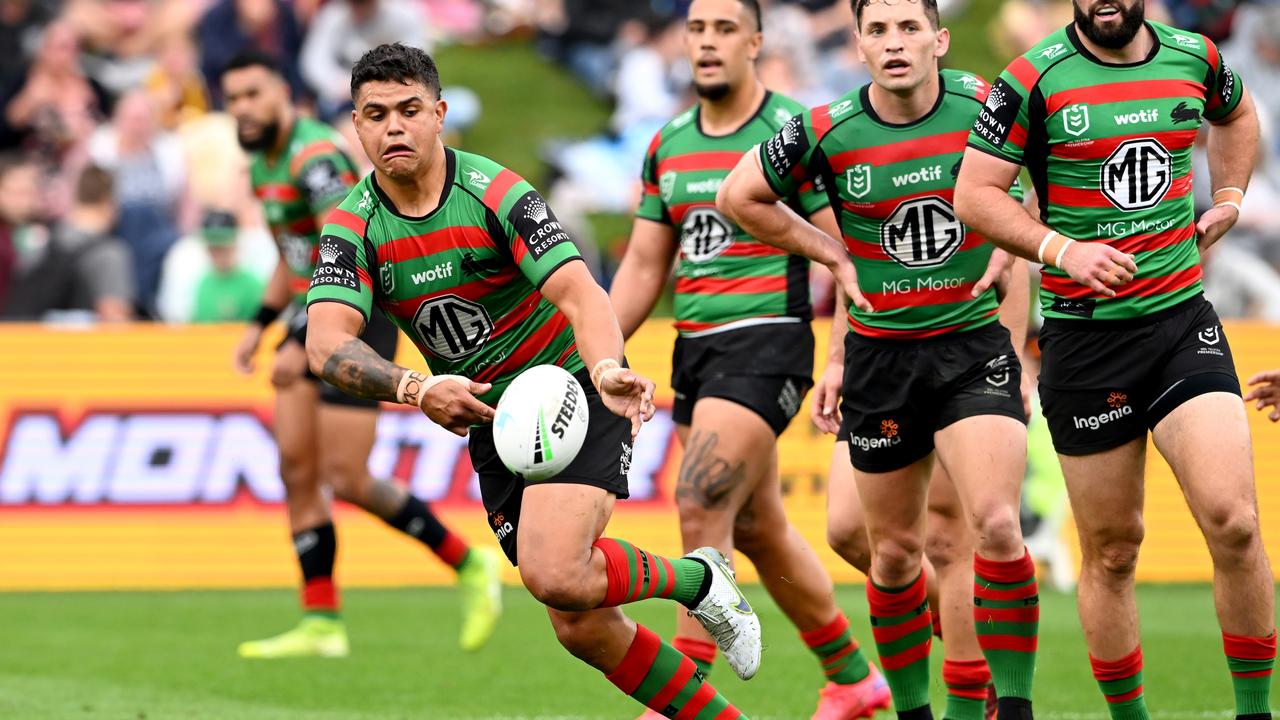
[829,99,854,119]
[659,171,677,202]
[1062,103,1090,137]
[846,164,872,199]
[464,167,491,190]
[1171,33,1200,48]
[380,260,395,293]
[1038,42,1067,59]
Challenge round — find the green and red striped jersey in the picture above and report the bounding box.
[967,21,1242,321]
[306,147,584,405]
[759,70,1023,339]
[637,91,827,336]
[250,117,359,300]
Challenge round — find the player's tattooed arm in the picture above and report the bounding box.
[320,337,405,402]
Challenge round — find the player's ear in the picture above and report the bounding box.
[434,98,448,132]
[748,29,763,60]
[935,26,950,58]
[854,31,868,66]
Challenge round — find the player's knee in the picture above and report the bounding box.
[1204,506,1261,561]
[278,455,317,492]
[320,464,365,505]
[676,500,731,545]
[1086,532,1143,579]
[970,505,1023,557]
[924,523,962,570]
[732,509,781,557]
[871,535,924,586]
[548,612,610,662]
[827,517,871,572]
[520,564,593,611]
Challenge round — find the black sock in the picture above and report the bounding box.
[997,696,1034,720]
[897,706,934,720]
[385,495,470,569]
[294,522,338,614]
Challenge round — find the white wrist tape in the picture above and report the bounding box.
[591,358,622,389]
[1053,238,1075,269]
[397,372,468,407]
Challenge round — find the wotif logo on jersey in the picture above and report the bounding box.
[846,164,872,199]
[412,261,454,285]
[892,165,943,188]
[1062,103,1090,137]
[1114,109,1159,126]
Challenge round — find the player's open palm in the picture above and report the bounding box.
[598,368,657,439]
[1195,205,1239,253]
[1059,242,1138,298]
[1245,369,1280,422]
[811,362,844,434]
[423,379,495,436]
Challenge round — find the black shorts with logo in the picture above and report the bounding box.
[671,321,815,436]
[1038,295,1241,456]
[283,309,401,409]
[837,322,1026,473]
[468,368,632,566]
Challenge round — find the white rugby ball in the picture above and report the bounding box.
[493,364,590,482]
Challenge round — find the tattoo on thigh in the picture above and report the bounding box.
[677,430,745,509]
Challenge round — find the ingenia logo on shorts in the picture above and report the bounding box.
[1072,392,1133,430]
[849,419,902,452]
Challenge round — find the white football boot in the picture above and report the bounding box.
[684,547,762,680]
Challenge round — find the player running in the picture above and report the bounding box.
[609,1,889,717]
[719,0,1041,716]
[306,43,762,718]
[955,0,1276,716]
[221,50,501,659]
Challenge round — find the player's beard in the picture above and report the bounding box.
[236,119,281,152]
[1075,0,1145,49]
[694,81,732,101]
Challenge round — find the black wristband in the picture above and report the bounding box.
[253,305,282,327]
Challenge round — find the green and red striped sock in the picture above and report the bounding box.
[593,539,709,608]
[1090,646,1151,720]
[943,659,991,720]
[673,636,717,678]
[801,613,871,685]
[868,572,933,714]
[1223,629,1276,718]
[973,550,1038,699]
[607,624,746,719]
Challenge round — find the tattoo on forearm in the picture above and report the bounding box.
[320,338,403,401]
[676,430,744,509]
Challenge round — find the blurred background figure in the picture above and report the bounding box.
[1,20,106,163]
[0,153,43,315]
[198,0,307,107]
[3,164,133,323]
[189,208,265,323]
[155,203,276,324]
[144,34,210,131]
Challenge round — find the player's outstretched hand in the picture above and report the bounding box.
[973,247,1014,299]
[270,339,308,388]
[811,362,843,435]
[1196,204,1240,253]
[830,258,874,314]
[1058,242,1138,298]
[597,367,657,440]
[1244,369,1280,422]
[422,378,495,437]
[233,324,263,374]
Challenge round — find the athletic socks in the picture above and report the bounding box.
[1091,646,1151,720]
[593,538,710,609]
[974,550,1039,700]
[295,522,338,616]
[1223,629,1276,718]
[607,624,745,719]
[802,613,872,685]
[943,659,991,720]
[674,636,718,678]
[868,572,933,715]
[385,495,472,570]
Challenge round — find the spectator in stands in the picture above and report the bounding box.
[88,89,193,317]
[144,34,210,131]
[3,164,134,322]
[0,0,58,91]
[301,0,431,121]
[1,20,108,155]
[0,154,42,314]
[198,0,306,107]
[188,208,264,323]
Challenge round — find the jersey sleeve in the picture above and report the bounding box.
[294,143,359,217]
[758,112,822,199]
[967,65,1033,166]
[1008,175,1026,203]
[794,174,829,217]
[1202,36,1243,121]
[635,131,670,224]
[306,208,374,322]
[487,171,582,288]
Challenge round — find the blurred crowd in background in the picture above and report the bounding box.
[0,0,1278,325]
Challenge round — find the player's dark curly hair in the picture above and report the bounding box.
[851,0,941,30]
[350,43,442,102]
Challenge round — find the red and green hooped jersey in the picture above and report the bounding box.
[967,21,1242,321]
[249,117,359,300]
[305,147,584,405]
[759,70,1023,339]
[637,91,828,336]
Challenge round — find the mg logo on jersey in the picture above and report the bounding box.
[846,164,872,199]
[680,207,735,263]
[1062,104,1090,137]
[412,294,493,361]
[1101,138,1172,212]
[880,196,963,268]
[659,172,677,202]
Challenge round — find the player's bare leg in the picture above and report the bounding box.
[936,415,1037,717]
[319,404,502,651]
[518,482,756,717]
[1153,393,1275,718]
[1059,438,1149,717]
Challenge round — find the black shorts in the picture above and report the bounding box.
[671,321,814,435]
[468,369,633,566]
[838,322,1026,473]
[1038,295,1241,456]
[282,309,401,409]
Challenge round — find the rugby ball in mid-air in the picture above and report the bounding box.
[493,364,589,482]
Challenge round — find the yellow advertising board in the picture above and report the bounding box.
[1,320,1278,591]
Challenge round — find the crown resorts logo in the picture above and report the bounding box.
[319,239,341,265]
[524,197,551,224]
[985,86,1006,112]
[880,419,899,439]
[780,118,801,147]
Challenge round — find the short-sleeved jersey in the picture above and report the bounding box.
[637,92,828,336]
[306,147,584,405]
[250,117,359,300]
[759,70,1023,339]
[967,21,1243,321]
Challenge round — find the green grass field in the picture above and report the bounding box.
[0,584,1260,719]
